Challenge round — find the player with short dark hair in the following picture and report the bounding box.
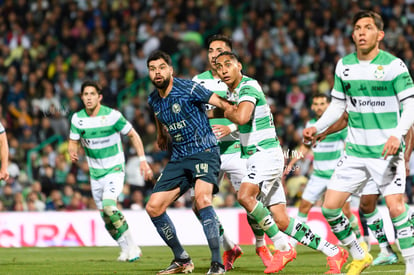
[215,51,349,274]
[68,80,153,262]
[145,50,233,275]
[303,10,414,274]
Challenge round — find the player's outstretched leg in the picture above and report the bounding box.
[151,212,194,274]
[284,217,349,274]
[247,202,296,273]
[101,200,141,262]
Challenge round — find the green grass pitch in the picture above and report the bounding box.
[0,244,405,274]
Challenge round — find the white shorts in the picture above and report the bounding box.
[243,147,286,206]
[219,152,246,191]
[329,153,406,197]
[91,172,124,210]
[360,178,381,196]
[302,174,352,204]
[302,175,329,204]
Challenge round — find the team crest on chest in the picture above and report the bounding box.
[100,115,107,125]
[172,103,181,113]
[374,65,384,79]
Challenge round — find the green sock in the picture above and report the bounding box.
[250,201,279,238]
[103,199,129,240]
[247,213,266,247]
[392,210,414,257]
[364,208,389,247]
[322,207,353,244]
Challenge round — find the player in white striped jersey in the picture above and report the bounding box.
[193,34,273,270]
[303,10,414,275]
[68,80,153,262]
[216,51,348,274]
[317,112,414,266]
[284,93,364,249]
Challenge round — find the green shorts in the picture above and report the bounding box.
[153,149,221,196]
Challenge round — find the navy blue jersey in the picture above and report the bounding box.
[148,78,218,160]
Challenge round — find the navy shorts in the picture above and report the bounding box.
[153,149,221,196]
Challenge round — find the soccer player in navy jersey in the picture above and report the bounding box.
[145,50,232,275]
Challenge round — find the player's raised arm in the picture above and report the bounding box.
[224,101,254,125]
[126,128,153,180]
[68,139,79,163]
[207,93,234,115]
[316,112,349,143]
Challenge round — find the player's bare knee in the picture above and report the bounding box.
[359,202,374,214]
[194,194,211,209]
[237,193,255,211]
[275,216,290,231]
[387,202,405,218]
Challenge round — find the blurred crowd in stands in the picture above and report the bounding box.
[0,0,414,212]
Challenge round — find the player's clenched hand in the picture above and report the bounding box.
[382,135,401,159]
[302,127,317,144]
[212,125,231,139]
[0,169,9,181]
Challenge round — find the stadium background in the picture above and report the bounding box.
[0,0,414,247]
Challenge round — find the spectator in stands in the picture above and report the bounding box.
[45,189,65,211]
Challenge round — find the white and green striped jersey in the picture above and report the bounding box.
[236,75,279,158]
[69,105,132,180]
[332,50,414,158]
[192,70,240,155]
[306,118,347,179]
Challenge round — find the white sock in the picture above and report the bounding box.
[379,243,394,255]
[117,234,128,252]
[318,240,339,257]
[406,256,414,275]
[222,231,235,251]
[349,239,365,260]
[271,231,290,252]
[126,229,136,246]
[255,235,266,248]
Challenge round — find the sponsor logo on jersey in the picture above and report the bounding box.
[168,120,187,131]
[172,103,181,113]
[374,65,384,79]
[350,97,385,107]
